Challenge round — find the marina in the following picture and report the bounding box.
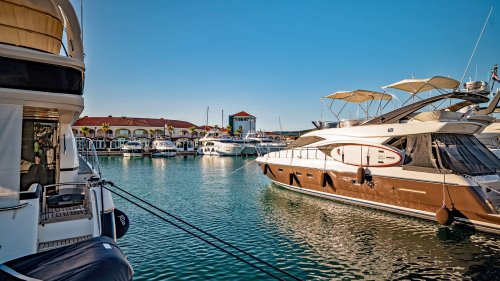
[1,0,500,280]
[101,156,500,280]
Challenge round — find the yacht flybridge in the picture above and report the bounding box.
[257,78,500,234]
[0,1,133,279]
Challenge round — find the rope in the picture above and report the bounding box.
[231,159,257,174]
[105,182,302,281]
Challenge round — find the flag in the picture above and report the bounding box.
[492,64,499,81]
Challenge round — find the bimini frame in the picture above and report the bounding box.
[382,76,460,106]
[321,90,393,121]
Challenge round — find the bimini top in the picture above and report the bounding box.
[324,90,392,103]
[383,76,460,95]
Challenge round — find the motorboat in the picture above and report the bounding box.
[257,81,500,234]
[230,138,257,155]
[121,141,144,157]
[244,132,286,155]
[151,138,177,157]
[0,1,133,279]
[197,131,244,156]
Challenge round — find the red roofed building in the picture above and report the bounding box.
[228,111,256,137]
[72,116,205,140]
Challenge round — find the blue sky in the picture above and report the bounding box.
[76,0,500,130]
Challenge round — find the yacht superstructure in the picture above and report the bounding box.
[197,131,245,156]
[0,1,132,279]
[121,140,144,157]
[257,84,500,234]
[244,132,286,155]
[151,138,177,157]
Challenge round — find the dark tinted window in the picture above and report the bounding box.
[0,56,83,95]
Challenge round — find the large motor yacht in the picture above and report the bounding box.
[244,132,286,155]
[0,1,133,279]
[257,78,500,234]
[197,131,245,156]
[151,138,177,157]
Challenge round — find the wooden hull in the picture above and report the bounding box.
[260,163,500,234]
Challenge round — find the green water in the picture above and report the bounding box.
[99,156,500,280]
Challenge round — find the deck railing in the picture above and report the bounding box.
[268,147,327,160]
[76,137,101,178]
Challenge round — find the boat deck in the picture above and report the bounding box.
[38,235,93,252]
[40,204,92,224]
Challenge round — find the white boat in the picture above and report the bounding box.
[0,1,133,279]
[197,132,244,156]
[257,80,500,235]
[244,132,286,155]
[121,140,144,157]
[151,139,177,157]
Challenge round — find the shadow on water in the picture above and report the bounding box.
[98,156,499,280]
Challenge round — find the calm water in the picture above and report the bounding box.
[99,156,500,280]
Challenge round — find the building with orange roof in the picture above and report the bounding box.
[228,111,256,137]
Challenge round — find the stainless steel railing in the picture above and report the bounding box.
[76,137,101,178]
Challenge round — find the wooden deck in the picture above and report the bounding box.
[40,204,92,224]
[38,235,93,252]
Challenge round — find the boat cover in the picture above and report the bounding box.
[383,76,460,94]
[324,90,392,103]
[0,236,133,281]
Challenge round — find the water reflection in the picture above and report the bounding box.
[260,184,500,280]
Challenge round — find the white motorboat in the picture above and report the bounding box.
[0,1,133,279]
[197,131,244,156]
[244,132,286,155]
[151,139,177,157]
[121,140,144,157]
[257,80,500,235]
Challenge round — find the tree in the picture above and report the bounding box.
[213,125,219,131]
[167,125,175,137]
[101,123,110,137]
[188,126,196,139]
[80,126,90,137]
[226,125,232,136]
[148,129,156,139]
[236,126,243,138]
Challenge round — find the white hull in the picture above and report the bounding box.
[151,151,176,157]
[122,152,143,157]
[197,145,244,156]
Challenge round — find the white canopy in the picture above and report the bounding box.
[383,76,459,95]
[324,90,392,103]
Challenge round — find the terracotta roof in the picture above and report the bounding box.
[73,116,201,129]
[231,111,255,117]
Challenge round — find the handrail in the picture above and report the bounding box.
[75,137,102,178]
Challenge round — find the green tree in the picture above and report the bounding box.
[101,123,110,137]
[80,126,90,137]
[167,125,175,137]
[236,126,243,138]
[213,125,219,131]
[148,129,156,139]
[188,126,197,139]
[226,125,232,136]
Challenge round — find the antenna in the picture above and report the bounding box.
[460,6,494,85]
[80,0,83,43]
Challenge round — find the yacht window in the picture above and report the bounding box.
[287,136,325,148]
[0,56,83,95]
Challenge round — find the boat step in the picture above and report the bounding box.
[38,235,93,252]
[40,204,92,224]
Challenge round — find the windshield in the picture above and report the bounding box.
[403,133,500,175]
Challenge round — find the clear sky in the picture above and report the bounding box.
[76,0,500,131]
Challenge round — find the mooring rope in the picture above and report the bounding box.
[230,159,257,174]
[105,181,302,281]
